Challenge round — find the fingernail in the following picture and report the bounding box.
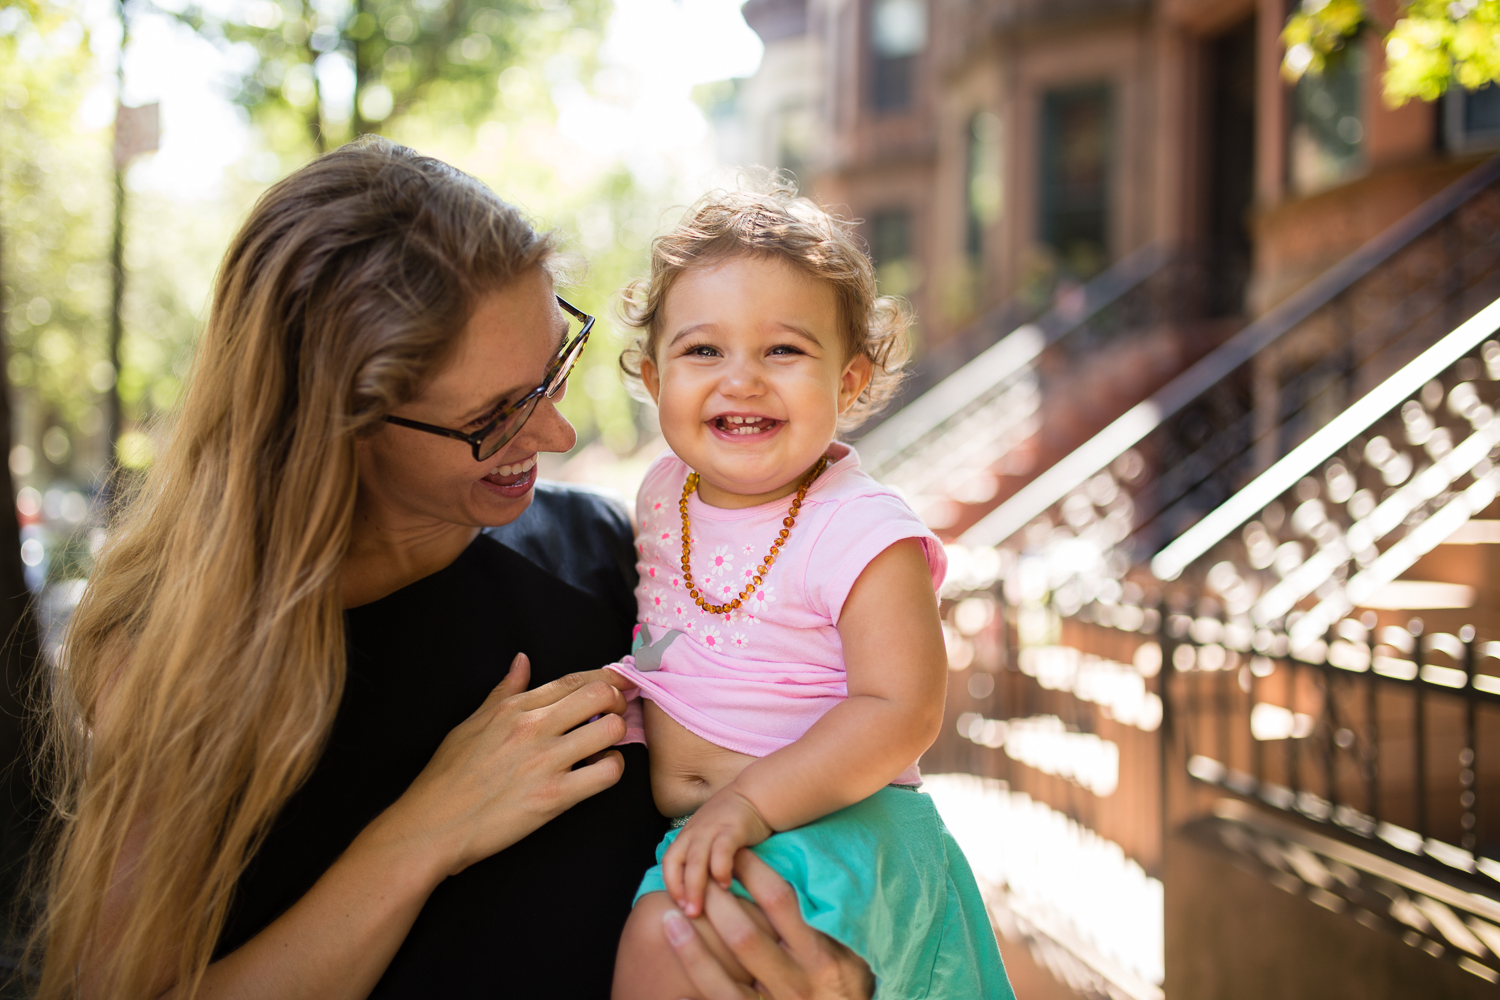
[662,909,693,946]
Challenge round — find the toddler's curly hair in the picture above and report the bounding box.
[618,178,911,432]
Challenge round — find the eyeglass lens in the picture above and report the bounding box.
[476,320,588,461]
[477,396,540,462]
[546,334,587,398]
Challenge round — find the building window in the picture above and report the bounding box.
[1445,84,1500,152]
[869,0,925,113]
[1040,84,1112,278]
[870,208,916,296]
[966,112,1003,264]
[777,104,817,186]
[1287,47,1365,196]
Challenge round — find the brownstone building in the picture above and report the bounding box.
[723,2,1500,998]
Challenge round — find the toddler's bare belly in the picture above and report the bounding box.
[642,699,756,818]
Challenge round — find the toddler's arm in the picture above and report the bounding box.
[662,537,948,916]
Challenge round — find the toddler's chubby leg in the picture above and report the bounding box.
[612,891,762,1000]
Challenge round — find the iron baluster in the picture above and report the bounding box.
[1414,621,1429,841]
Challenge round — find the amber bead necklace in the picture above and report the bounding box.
[679,456,830,616]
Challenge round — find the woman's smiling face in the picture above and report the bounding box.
[641,254,871,509]
[358,266,578,529]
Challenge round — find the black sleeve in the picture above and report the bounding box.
[484,481,639,629]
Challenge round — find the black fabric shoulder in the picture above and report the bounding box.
[485,481,638,627]
[217,522,667,996]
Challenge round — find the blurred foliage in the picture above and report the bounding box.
[1282,0,1500,106]
[163,0,608,156]
[1384,0,1500,103]
[0,0,113,483]
[1281,0,1370,82]
[1,0,226,494]
[3,0,678,508]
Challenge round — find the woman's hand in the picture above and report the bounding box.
[366,653,628,878]
[661,850,874,1000]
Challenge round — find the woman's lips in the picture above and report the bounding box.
[480,455,537,496]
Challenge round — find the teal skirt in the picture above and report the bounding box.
[633,786,1014,1000]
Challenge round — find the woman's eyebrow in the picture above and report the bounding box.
[459,318,569,422]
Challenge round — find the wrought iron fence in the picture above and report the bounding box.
[960,155,1500,562]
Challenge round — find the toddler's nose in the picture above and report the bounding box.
[719,357,768,397]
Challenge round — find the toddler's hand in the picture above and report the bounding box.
[662,788,772,918]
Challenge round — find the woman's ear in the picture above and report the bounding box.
[838,354,873,414]
[640,354,662,406]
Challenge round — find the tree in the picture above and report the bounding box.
[1282,0,1500,105]
[0,0,69,927]
[163,0,608,157]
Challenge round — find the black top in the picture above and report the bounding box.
[218,484,668,997]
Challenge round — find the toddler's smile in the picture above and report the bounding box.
[640,254,871,510]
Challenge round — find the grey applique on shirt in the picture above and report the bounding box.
[634,624,684,671]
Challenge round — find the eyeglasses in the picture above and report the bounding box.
[383,296,594,463]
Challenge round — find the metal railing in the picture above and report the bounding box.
[858,246,1200,514]
[920,157,1500,993]
[960,155,1500,556]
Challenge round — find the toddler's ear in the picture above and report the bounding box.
[838,354,873,413]
[640,355,662,405]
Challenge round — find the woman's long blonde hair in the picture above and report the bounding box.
[27,137,552,999]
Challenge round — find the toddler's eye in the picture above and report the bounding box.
[768,344,804,356]
[684,344,720,358]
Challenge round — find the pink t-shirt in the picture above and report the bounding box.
[606,442,945,786]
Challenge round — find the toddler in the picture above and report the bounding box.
[605,185,1011,999]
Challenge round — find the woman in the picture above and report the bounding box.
[29,137,873,999]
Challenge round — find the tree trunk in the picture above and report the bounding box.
[0,197,45,935]
[106,163,124,478]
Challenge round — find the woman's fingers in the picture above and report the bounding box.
[476,653,530,712]
[552,748,625,804]
[701,880,798,990]
[601,668,637,693]
[732,850,820,957]
[661,908,760,1000]
[552,711,627,767]
[515,669,623,714]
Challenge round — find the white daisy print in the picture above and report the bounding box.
[668,575,683,590]
[682,619,697,632]
[646,566,658,581]
[708,545,734,577]
[648,591,667,615]
[700,624,723,650]
[673,600,690,619]
[749,583,776,614]
[730,632,749,649]
[742,543,756,556]
[742,611,759,626]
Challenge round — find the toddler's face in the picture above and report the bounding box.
[641,254,871,509]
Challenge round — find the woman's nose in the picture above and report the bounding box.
[515,394,577,456]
